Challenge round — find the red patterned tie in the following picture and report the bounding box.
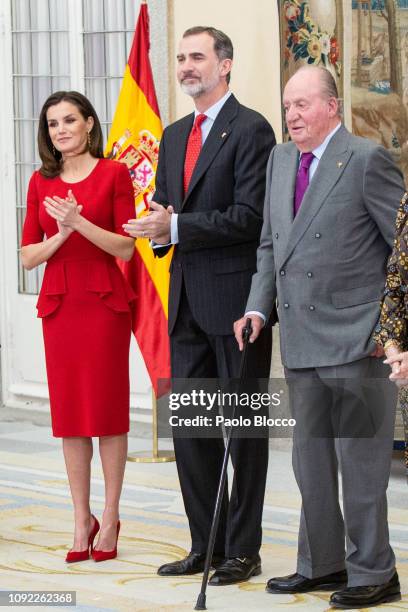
[183,113,207,194]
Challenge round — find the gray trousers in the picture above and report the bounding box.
[285,356,397,587]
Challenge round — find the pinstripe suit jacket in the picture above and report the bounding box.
[154,94,276,335]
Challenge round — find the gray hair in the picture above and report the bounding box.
[182,26,233,84]
[295,65,343,117]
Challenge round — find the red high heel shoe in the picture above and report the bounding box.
[65,514,100,563]
[91,521,120,562]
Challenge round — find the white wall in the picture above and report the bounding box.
[171,0,283,139]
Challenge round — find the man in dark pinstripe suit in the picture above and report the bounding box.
[124,26,275,585]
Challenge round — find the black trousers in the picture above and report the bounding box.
[170,286,272,557]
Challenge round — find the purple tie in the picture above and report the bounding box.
[294,152,315,216]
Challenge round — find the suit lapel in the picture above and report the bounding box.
[281,126,352,265]
[274,144,298,242]
[172,114,194,210]
[181,94,239,209]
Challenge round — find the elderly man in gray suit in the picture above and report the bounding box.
[234,65,404,609]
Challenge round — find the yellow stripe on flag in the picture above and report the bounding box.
[106,67,170,316]
[106,66,162,156]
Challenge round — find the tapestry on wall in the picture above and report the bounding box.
[351,1,408,179]
[279,0,344,140]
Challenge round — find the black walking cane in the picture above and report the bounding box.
[194,318,253,611]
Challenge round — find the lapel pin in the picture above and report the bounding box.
[221,132,227,138]
[337,161,343,168]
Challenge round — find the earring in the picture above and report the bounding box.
[87,131,92,148]
[52,145,56,156]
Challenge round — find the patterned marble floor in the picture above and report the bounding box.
[0,408,407,611]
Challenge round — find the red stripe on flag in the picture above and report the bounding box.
[117,251,170,395]
[127,3,160,118]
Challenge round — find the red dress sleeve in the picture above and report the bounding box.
[114,162,136,235]
[21,172,45,246]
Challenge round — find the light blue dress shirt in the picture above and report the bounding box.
[307,122,342,180]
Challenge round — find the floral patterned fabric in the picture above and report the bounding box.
[282,0,341,75]
[374,192,408,474]
[374,192,408,350]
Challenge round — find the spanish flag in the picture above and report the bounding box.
[106,0,171,393]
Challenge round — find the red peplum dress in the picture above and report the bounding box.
[22,159,136,437]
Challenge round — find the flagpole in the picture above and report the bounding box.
[127,389,175,463]
[108,0,174,463]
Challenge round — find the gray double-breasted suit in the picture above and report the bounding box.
[246,125,405,586]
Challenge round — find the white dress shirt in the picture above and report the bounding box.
[169,90,232,244]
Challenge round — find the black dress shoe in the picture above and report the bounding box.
[329,572,401,609]
[208,554,262,586]
[157,552,224,576]
[266,570,348,594]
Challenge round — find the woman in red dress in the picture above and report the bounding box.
[21,91,136,562]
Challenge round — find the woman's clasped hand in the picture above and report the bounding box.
[43,189,83,231]
[384,351,408,388]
